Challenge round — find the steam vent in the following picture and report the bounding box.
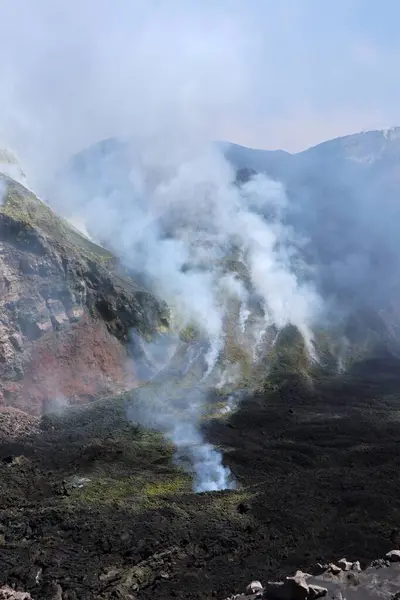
[2,3,400,597]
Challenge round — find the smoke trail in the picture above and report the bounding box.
[173,423,234,493]
[0,1,323,493]
[125,366,235,492]
[53,141,321,491]
[57,142,320,343]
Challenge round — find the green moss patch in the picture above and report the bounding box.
[1,178,113,263]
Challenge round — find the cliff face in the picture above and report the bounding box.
[0,174,169,414]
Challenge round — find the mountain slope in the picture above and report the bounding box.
[226,129,400,322]
[1,134,400,599]
[0,169,169,414]
[51,128,400,381]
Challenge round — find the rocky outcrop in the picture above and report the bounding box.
[387,551,400,563]
[0,407,39,440]
[0,586,32,600]
[229,554,400,600]
[234,571,327,600]
[0,174,169,414]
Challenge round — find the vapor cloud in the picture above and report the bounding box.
[56,141,321,344]
[2,0,400,164]
[0,0,325,492]
[56,139,320,490]
[2,0,394,490]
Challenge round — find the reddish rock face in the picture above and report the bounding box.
[0,177,168,416]
[0,316,138,416]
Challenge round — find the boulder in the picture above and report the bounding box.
[337,558,353,571]
[294,571,312,581]
[328,563,342,575]
[351,561,361,572]
[265,571,327,599]
[314,564,329,575]
[307,586,328,599]
[0,586,32,600]
[245,581,263,595]
[386,550,400,562]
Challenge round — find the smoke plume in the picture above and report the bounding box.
[126,374,236,492]
[54,140,320,491]
[0,0,336,492]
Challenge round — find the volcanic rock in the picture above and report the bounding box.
[328,564,342,575]
[337,558,353,571]
[352,561,362,572]
[0,587,32,600]
[0,407,39,440]
[0,173,168,414]
[245,581,263,595]
[386,550,400,563]
[265,571,327,599]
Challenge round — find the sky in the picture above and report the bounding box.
[0,0,399,172]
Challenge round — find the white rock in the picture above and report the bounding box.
[337,558,353,571]
[351,560,361,572]
[386,550,400,562]
[245,581,263,595]
[295,570,312,580]
[308,585,328,599]
[328,563,342,575]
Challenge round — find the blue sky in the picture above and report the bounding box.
[0,0,399,166]
[234,0,400,149]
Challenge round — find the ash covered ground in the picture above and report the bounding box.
[1,351,400,600]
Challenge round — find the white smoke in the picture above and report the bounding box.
[176,425,234,493]
[43,394,70,416]
[0,1,323,493]
[0,147,27,188]
[0,178,6,206]
[66,214,93,240]
[65,142,320,491]
[59,143,320,343]
[126,378,235,492]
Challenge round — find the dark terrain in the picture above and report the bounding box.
[1,353,400,599]
[2,131,400,599]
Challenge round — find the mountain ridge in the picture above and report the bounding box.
[224,125,400,158]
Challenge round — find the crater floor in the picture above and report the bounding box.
[1,354,400,599]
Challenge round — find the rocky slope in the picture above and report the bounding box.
[55,128,400,358]
[226,128,400,318]
[1,132,400,599]
[1,350,400,599]
[29,129,400,425]
[226,555,400,599]
[0,167,168,414]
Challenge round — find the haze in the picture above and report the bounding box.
[0,0,398,185]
